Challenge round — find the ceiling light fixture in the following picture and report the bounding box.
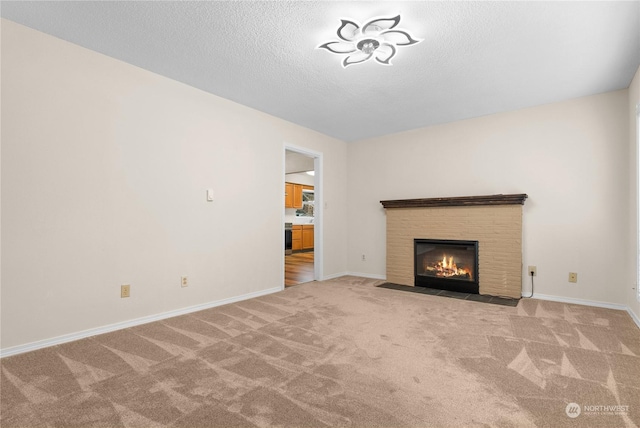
[318,15,421,68]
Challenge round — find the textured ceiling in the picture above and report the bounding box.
[2,1,639,142]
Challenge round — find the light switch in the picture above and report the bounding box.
[206,189,214,201]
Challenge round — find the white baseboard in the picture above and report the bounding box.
[346,272,386,280]
[531,293,640,329]
[0,286,281,359]
[321,272,350,281]
[625,307,640,329]
[529,293,628,310]
[8,282,636,359]
[321,272,386,281]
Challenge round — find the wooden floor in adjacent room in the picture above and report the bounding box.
[285,251,314,287]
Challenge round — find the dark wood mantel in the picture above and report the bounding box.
[380,194,528,209]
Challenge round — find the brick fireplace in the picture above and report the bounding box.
[380,194,527,299]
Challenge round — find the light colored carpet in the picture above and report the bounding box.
[1,276,639,427]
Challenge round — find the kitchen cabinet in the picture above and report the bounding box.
[285,182,303,209]
[291,224,313,251]
[293,184,303,208]
[292,225,302,251]
[302,225,314,250]
[285,183,293,208]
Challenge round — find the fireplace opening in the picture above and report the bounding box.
[414,239,479,294]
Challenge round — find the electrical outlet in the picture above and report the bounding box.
[361,254,366,261]
[528,266,537,276]
[181,276,188,287]
[121,284,130,298]
[569,272,578,283]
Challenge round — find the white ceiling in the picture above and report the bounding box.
[2,1,639,142]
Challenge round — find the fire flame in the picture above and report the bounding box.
[423,253,472,279]
[442,256,455,271]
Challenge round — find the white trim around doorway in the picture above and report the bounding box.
[283,144,323,284]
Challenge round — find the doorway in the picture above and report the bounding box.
[284,147,322,287]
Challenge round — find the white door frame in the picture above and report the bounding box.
[636,103,640,302]
[283,144,323,284]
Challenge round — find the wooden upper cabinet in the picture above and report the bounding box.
[285,183,293,208]
[292,184,303,208]
[285,182,303,209]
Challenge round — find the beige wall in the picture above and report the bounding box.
[0,20,347,350]
[1,19,637,351]
[348,90,630,306]
[628,65,640,322]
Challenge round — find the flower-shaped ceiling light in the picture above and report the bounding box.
[318,15,421,68]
